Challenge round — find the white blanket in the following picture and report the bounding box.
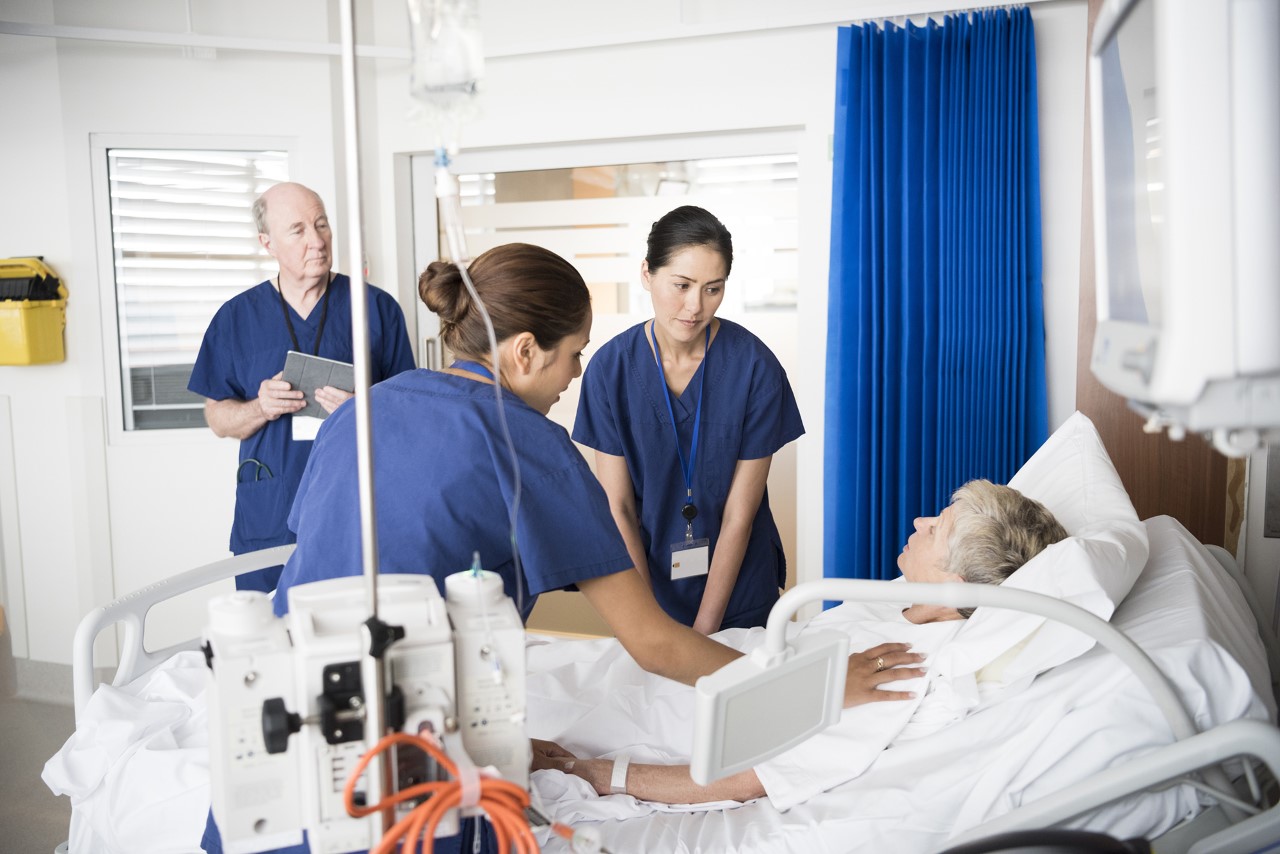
[526,604,972,817]
[525,517,1273,853]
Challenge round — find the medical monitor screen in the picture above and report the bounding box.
[1098,0,1162,327]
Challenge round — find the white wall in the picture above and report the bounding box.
[0,0,1108,681]
[0,0,347,680]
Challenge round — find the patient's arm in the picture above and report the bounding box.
[529,649,925,806]
[532,743,766,804]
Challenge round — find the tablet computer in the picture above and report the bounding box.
[281,350,355,420]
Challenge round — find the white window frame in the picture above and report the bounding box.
[91,133,298,446]
[409,127,804,358]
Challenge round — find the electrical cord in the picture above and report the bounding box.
[344,731,537,854]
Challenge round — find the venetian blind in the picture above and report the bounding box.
[107,148,288,430]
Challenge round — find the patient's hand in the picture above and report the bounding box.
[531,738,579,772]
[531,740,615,795]
[844,643,926,708]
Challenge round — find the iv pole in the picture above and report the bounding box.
[337,0,390,839]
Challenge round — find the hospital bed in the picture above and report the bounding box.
[42,412,1280,854]
[42,514,1280,854]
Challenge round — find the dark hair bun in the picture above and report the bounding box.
[419,260,469,330]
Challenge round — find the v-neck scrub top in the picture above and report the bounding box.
[188,276,415,570]
[273,369,634,619]
[572,318,805,629]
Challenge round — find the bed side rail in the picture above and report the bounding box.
[1205,542,1280,706]
[71,545,295,719]
[948,718,1280,853]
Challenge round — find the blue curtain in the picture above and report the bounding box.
[824,8,1049,584]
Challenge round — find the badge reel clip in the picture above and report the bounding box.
[670,500,709,580]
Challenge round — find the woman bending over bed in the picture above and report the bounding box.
[531,478,1068,804]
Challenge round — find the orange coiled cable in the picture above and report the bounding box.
[343,731,539,854]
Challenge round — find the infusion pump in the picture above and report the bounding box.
[204,570,529,854]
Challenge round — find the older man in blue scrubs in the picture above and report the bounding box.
[188,182,415,592]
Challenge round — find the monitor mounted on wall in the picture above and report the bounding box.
[1089,0,1280,456]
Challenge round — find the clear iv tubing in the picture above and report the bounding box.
[406,0,520,600]
[436,152,525,617]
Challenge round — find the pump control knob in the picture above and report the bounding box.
[262,697,302,754]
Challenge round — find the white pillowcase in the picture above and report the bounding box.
[1006,410,1139,535]
[928,411,1149,687]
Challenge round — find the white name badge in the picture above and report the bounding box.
[291,415,322,442]
[670,538,710,580]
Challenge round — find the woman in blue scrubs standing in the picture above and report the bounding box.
[573,207,804,633]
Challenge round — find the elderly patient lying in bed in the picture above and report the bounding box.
[531,479,1068,806]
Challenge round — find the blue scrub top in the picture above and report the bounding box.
[274,369,633,619]
[573,318,805,629]
[188,276,415,578]
[203,370,632,854]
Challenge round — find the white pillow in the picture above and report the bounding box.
[929,411,1149,687]
[1007,409,1138,536]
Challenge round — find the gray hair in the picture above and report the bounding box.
[252,193,270,236]
[944,479,1069,618]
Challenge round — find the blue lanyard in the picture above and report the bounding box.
[451,359,495,381]
[651,323,710,520]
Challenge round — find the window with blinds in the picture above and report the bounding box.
[106,149,288,430]
[421,153,800,435]
[449,155,799,315]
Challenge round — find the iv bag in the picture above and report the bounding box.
[407,0,483,151]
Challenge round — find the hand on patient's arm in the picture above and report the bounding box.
[843,642,926,708]
[315,385,354,414]
[531,740,764,804]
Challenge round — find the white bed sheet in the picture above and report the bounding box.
[43,649,211,854]
[524,516,1274,853]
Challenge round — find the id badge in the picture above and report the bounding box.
[670,538,710,580]
[292,415,322,441]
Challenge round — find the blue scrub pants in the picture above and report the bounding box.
[233,562,284,593]
[202,810,500,854]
